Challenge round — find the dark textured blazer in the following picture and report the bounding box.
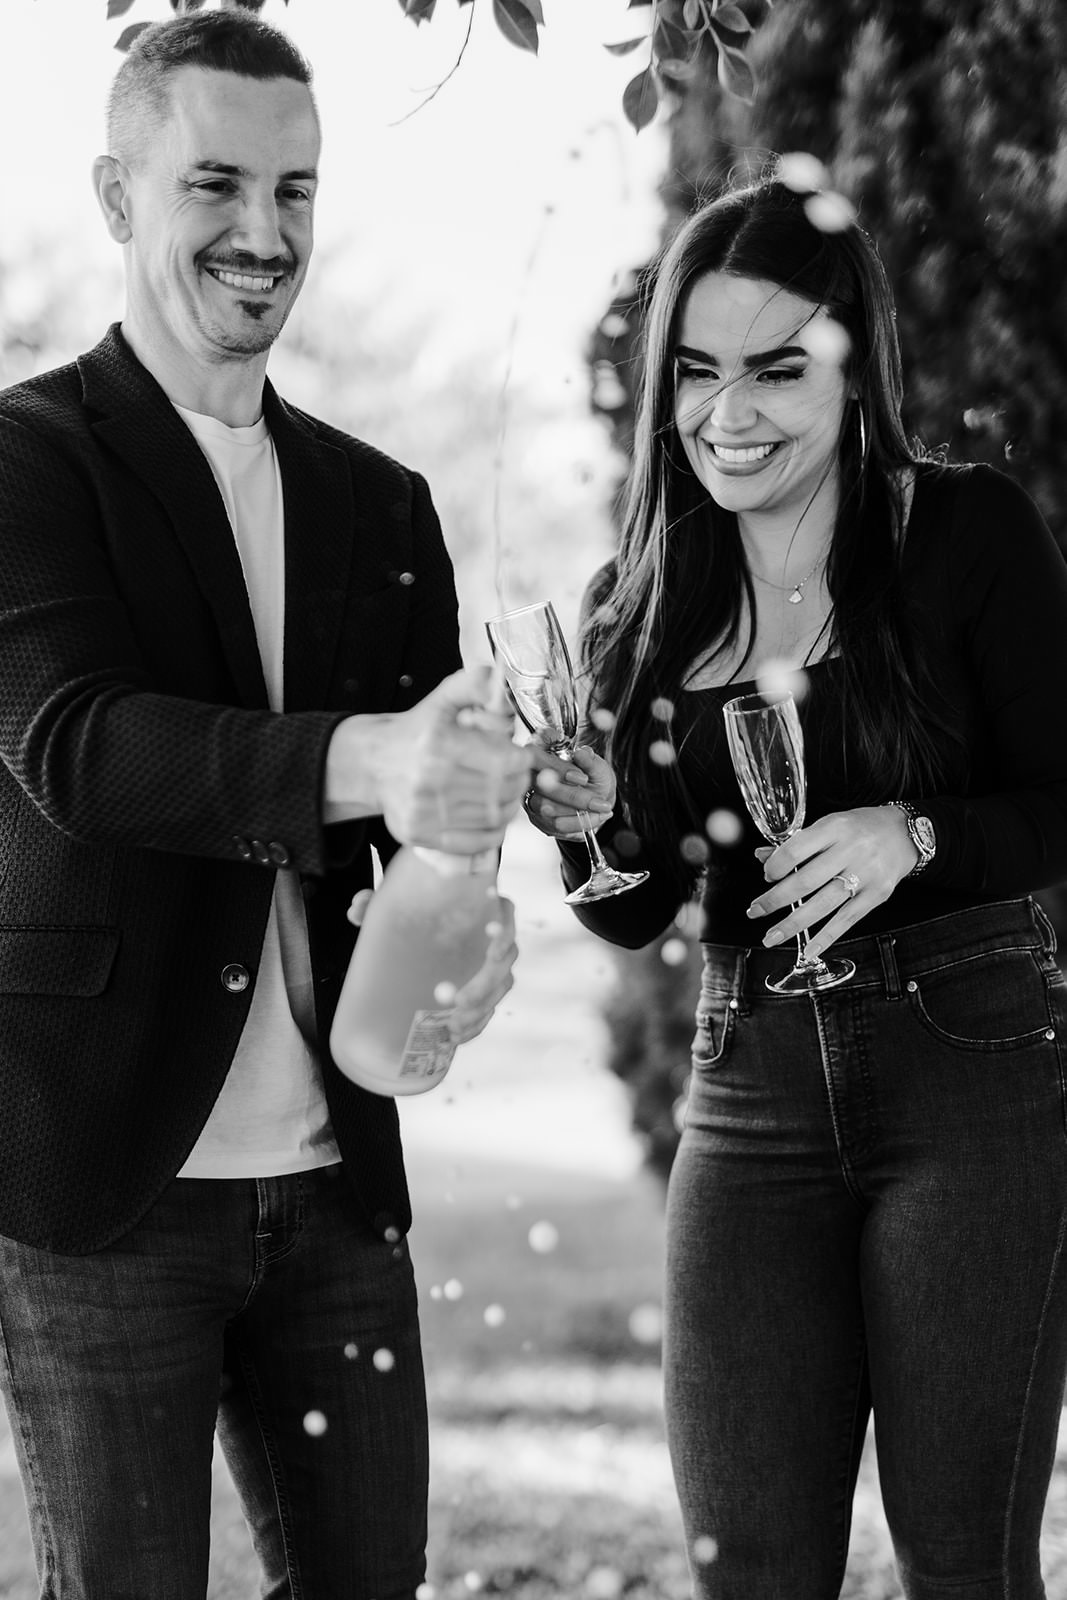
[0,325,462,1253]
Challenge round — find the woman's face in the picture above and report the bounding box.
[672,271,853,526]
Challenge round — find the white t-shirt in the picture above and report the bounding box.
[173,404,340,1178]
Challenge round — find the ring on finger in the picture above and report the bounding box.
[522,788,537,811]
[831,871,861,901]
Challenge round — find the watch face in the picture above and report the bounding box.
[914,816,936,856]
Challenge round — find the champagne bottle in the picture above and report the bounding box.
[329,845,502,1096]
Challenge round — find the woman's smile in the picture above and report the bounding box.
[701,438,785,471]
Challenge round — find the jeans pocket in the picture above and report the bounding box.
[691,992,736,1070]
[906,947,1057,1052]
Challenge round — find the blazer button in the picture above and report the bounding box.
[398,673,414,689]
[232,836,253,860]
[250,839,270,864]
[221,964,250,993]
[268,841,291,867]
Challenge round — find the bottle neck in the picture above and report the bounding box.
[411,846,499,877]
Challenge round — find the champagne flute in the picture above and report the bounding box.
[723,689,855,994]
[486,600,649,904]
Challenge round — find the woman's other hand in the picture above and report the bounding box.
[523,743,617,841]
[745,804,922,956]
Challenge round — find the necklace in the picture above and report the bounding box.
[750,554,826,605]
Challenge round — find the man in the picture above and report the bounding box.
[0,12,530,1596]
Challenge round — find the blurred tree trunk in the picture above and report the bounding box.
[591,0,1067,1180]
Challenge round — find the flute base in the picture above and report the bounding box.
[565,867,649,905]
[765,955,856,995]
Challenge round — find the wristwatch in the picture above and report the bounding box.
[886,800,936,876]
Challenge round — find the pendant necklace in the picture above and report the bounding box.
[751,554,826,605]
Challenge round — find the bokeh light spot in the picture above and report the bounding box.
[303,1410,328,1437]
[805,315,850,367]
[649,739,676,766]
[706,808,744,846]
[443,1279,464,1301]
[804,190,856,234]
[680,832,711,866]
[343,1342,359,1360]
[777,151,830,193]
[590,705,617,732]
[433,981,457,1006]
[483,1303,507,1328]
[755,660,809,703]
[628,1302,664,1344]
[528,1220,560,1254]
[693,1534,720,1564]
[585,1567,624,1599]
[661,937,688,967]
[373,1348,396,1373]
[651,696,675,723]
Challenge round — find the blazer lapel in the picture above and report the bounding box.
[79,327,268,710]
[265,385,356,714]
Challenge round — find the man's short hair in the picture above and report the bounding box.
[106,10,314,167]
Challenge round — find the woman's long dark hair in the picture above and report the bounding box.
[583,172,953,891]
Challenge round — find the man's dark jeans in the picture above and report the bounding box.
[665,898,1067,1599]
[0,1163,428,1598]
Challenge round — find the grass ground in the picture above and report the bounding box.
[5,1153,1067,1596]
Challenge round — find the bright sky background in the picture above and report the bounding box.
[0,0,665,373]
[0,0,669,638]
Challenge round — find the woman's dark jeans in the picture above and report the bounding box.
[665,898,1067,1600]
[0,1163,428,1599]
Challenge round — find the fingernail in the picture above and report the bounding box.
[765,929,784,946]
[746,903,762,918]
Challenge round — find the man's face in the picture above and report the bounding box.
[117,66,320,367]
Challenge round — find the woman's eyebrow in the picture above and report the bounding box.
[674,342,809,367]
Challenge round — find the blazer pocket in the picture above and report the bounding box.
[0,927,121,996]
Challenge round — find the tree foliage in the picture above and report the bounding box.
[103,0,772,130]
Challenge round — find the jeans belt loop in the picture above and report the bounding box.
[733,948,751,1017]
[1031,896,1058,960]
[877,933,902,1000]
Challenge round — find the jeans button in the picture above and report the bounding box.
[221,964,250,993]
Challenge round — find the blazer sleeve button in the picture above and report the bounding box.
[233,836,254,860]
[268,842,291,867]
[220,964,250,993]
[250,839,270,865]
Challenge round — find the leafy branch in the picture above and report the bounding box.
[610,0,773,129]
[106,0,768,130]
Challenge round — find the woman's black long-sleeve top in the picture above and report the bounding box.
[562,463,1067,951]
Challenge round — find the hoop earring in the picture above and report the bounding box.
[856,403,868,461]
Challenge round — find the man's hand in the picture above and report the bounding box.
[347,887,517,1045]
[325,667,528,852]
[446,897,518,1044]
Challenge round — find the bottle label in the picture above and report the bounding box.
[398,1009,458,1081]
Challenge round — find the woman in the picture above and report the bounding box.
[526,173,1067,1597]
